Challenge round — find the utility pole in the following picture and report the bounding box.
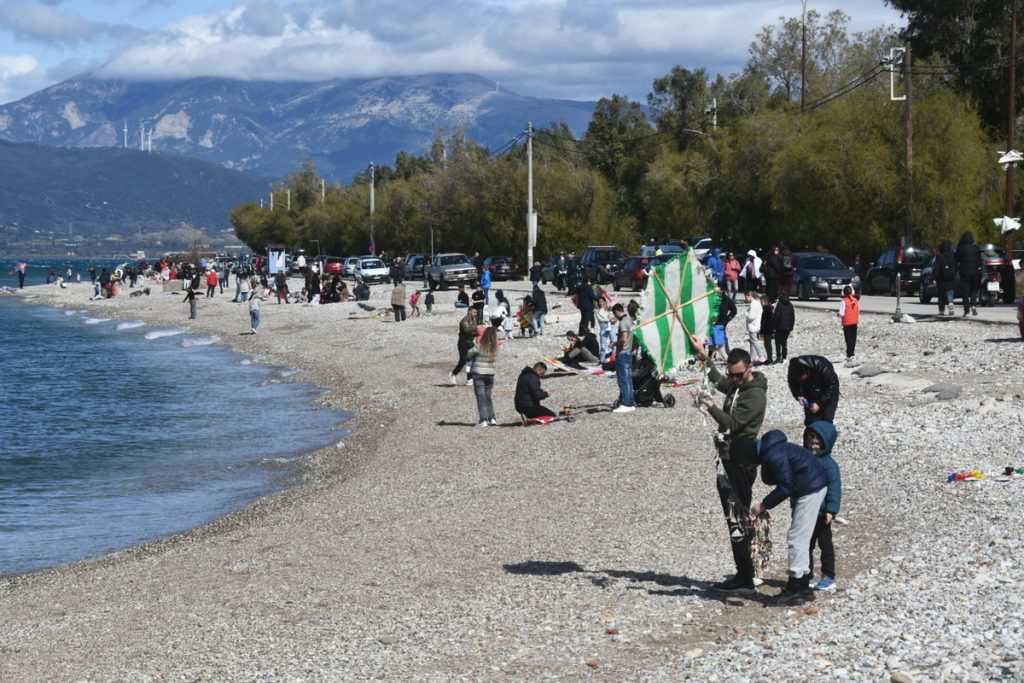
[286,189,291,211]
[321,178,326,203]
[895,43,913,321]
[801,0,808,112]
[526,122,537,272]
[269,192,274,211]
[1006,1,1018,264]
[369,162,376,254]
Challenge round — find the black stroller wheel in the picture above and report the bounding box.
[664,394,676,408]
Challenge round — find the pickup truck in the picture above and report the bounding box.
[428,253,478,290]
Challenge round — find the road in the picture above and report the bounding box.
[792,293,1021,326]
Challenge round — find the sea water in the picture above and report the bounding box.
[0,263,348,577]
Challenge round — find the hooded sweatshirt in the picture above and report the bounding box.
[757,429,828,510]
[745,250,762,279]
[706,367,768,440]
[706,247,725,281]
[955,231,981,276]
[805,421,841,516]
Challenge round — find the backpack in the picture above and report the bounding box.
[781,253,794,273]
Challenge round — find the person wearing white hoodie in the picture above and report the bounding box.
[743,250,762,294]
[744,290,766,363]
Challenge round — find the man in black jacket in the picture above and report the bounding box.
[575,275,599,335]
[531,283,548,335]
[514,363,555,419]
[934,240,957,316]
[955,231,981,316]
[787,355,840,425]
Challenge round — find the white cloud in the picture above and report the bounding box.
[0,53,47,102]
[12,0,902,102]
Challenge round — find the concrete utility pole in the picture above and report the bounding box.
[1006,1,1018,262]
[269,192,274,211]
[369,162,376,253]
[526,122,537,272]
[286,189,291,211]
[801,0,808,112]
[895,43,913,321]
[321,178,326,203]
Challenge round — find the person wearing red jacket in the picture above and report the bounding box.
[837,285,859,360]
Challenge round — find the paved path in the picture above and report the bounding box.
[791,293,1021,327]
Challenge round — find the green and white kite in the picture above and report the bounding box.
[633,249,719,376]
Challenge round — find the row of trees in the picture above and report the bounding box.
[232,8,1012,265]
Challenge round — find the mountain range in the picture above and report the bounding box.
[0,73,596,182]
[0,140,269,251]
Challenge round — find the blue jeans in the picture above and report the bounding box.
[598,322,615,361]
[249,309,260,330]
[483,288,490,304]
[472,374,495,422]
[616,352,634,406]
[532,312,546,335]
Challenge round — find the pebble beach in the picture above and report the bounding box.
[2,278,1022,682]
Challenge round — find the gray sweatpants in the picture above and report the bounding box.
[747,331,764,360]
[787,486,827,578]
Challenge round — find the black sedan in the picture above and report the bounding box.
[486,256,523,281]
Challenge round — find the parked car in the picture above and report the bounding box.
[579,246,625,284]
[611,256,651,291]
[354,256,389,284]
[640,243,685,258]
[404,253,429,280]
[792,252,861,300]
[540,256,561,285]
[322,256,346,276]
[686,236,713,260]
[864,246,930,295]
[343,256,361,277]
[428,252,478,290]
[486,255,522,281]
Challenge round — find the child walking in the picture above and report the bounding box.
[409,290,421,317]
[759,295,775,364]
[837,285,859,360]
[772,292,795,363]
[424,290,434,314]
[744,290,766,363]
[804,420,841,591]
[595,297,615,362]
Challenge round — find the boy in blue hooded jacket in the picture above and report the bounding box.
[749,429,828,604]
[804,420,841,591]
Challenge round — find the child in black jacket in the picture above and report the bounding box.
[759,296,775,364]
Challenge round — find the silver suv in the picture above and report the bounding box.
[428,253,477,290]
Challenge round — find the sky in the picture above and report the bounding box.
[0,0,905,105]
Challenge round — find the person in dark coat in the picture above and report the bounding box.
[934,240,957,316]
[787,355,840,425]
[748,429,828,604]
[759,295,775,364]
[531,284,548,335]
[763,245,784,301]
[529,261,543,285]
[772,292,795,362]
[514,363,555,419]
[575,276,599,334]
[954,231,981,316]
[804,420,842,591]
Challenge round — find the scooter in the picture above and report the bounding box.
[978,269,1004,307]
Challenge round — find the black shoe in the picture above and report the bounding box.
[772,577,815,605]
[710,575,756,595]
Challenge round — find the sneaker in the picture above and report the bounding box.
[250,327,257,334]
[972,307,978,316]
[612,404,636,413]
[488,417,497,426]
[448,373,456,385]
[466,377,473,386]
[815,577,836,591]
[475,421,488,428]
[807,575,817,590]
[710,575,756,595]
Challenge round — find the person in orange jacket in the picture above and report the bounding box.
[837,285,859,360]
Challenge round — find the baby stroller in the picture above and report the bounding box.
[612,347,677,408]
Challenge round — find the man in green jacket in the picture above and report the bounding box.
[692,346,768,594]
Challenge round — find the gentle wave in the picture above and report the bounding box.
[180,335,220,348]
[83,317,110,325]
[117,321,145,331]
[144,328,186,340]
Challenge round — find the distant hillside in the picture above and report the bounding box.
[0,140,269,244]
[0,73,595,181]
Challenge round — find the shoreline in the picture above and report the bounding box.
[2,277,1022,680]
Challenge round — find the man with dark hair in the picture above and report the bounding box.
[575,275,598,334]
[692,345,769,594]
[561,330,600,365]
[787,355,840,425]
[514,362,556,419]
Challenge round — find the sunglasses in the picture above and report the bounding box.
[727,367,749,379]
